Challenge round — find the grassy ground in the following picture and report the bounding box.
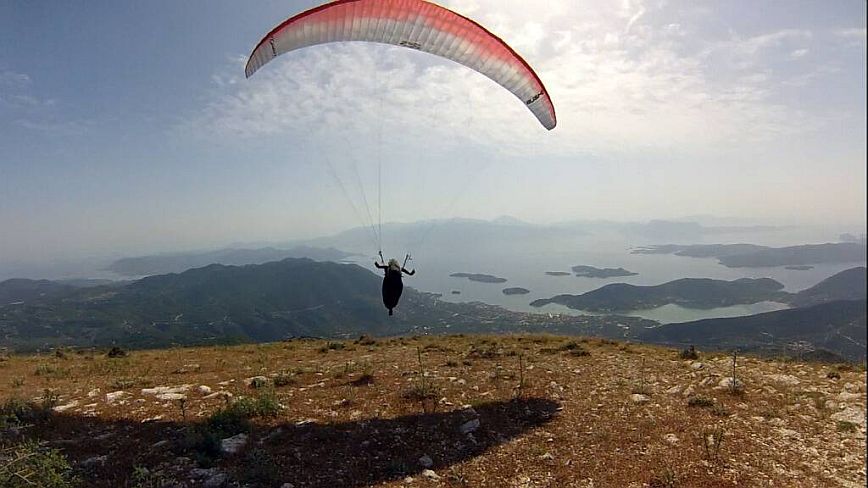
[0,334,865,487]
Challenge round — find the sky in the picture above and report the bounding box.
[1,0,866,265]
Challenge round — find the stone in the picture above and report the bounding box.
[221,433,248,455]
[81,455,107,468]
[837,391,861,402]
[459,419,480,434]
[141,385,192,396]
[767,374,800,387]
[422,469,440,480]
[105,391,126,404]
[204,473,228,488]
[630,394,650,404]
[831,407,866,427]
[87,388,101,398]
[718,377,745,391]
[198,385,212,395]
[540,452,555,460]
[663,434,679,445]
[53,400,79,412]
[666,385,682,395]
[418,455,434,468]
[690,362,704,370]
[156,393,187,401]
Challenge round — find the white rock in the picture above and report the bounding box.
[630,394,650,404]
[198,385,212,395]
[422,469,440,480]
[663,434,679,445]
[540,452,555,460]
[459,419,480,434]
[105,391,126,404]
[156,393,187,401]
[418,455,433,468]
[767,374,800,387]
[53,400,79,412]
[221,433,248,455]
[690,362,704,370]
[666,385,683,395]
[837,391,861,402]
[682,386,695,397]
[87,388,101,398]
[245,376,269,387]
[831,407,866,427]
[203,391,233,401]
[141,385,191,396]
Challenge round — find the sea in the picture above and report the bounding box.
[343,224,865,324]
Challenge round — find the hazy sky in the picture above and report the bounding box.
[1,0,865,263]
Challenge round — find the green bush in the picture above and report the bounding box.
[0,439,78,487]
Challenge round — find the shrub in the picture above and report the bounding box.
[826,370,841,380]
[106,346,127,358]
[0,439,78,487]
[836,421,858,433]
[273,372,296,387]
[680,345,699,360]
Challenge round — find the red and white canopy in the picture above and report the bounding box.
[245,0,556,130]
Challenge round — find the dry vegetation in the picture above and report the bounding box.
[0,335,865,487]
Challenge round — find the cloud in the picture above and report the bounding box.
[183,1,841,158]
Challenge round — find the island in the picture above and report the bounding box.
[785,265,814,271]
[449,273,507,283]
[572,265,638,278]
[502,287,530,295]
[545,271,571,276]
[530,277,789,312]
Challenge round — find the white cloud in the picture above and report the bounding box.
[184,1,837,158]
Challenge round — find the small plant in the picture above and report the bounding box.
[111,378,137,389]
[569,347,591,357]
[700,427,725,462]
[679,345,699,360]
[649,466,678,488]
[249,377,269,389]
[350,373,375,386]
[10,377,24,388]
[836,420,858,433]
[826,370,841,380]
[355,335,376,346]
[34,364,57,376]
[445,359,459,367]
[687,395,716,409]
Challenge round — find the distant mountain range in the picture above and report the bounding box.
[632,242,866,268]
[105,246,354,277]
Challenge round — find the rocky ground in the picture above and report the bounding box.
[0,335,865,487]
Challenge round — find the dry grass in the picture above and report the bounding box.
[0,334,864,487]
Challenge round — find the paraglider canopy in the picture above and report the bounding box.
[245,0,556,130]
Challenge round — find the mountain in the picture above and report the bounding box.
[640,299,867,362]
[789,267,867,308]
[632,242,866,268]
[718,242,866,268]
[631,243,770,258]
[530,277,788,312]
[105,246,354,276]
[0,278,77,306]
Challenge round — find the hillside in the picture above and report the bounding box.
[641,300,867,362]
[790,267,867,308]
[0,336,864,487]
[530,277,788,312]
